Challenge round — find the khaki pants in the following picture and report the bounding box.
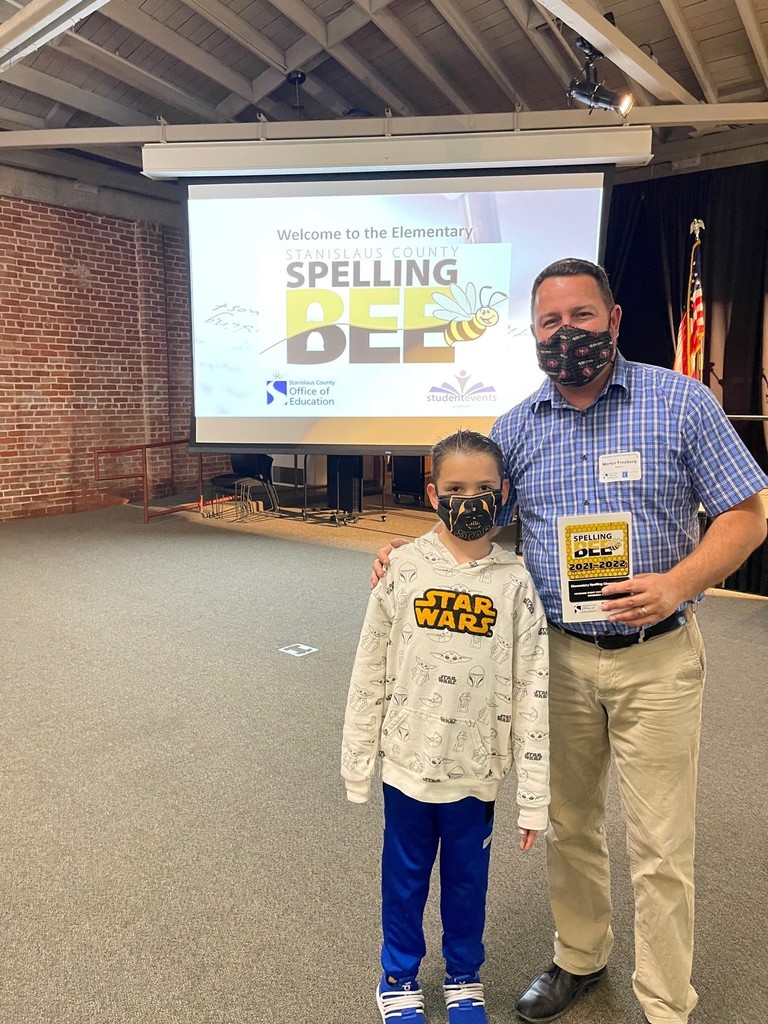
[546,618,706,1024]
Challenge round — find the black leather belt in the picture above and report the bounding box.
[552,606,693,650]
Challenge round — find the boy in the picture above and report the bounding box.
[342,429,550,1024]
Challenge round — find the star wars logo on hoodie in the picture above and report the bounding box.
[413,588,497,636]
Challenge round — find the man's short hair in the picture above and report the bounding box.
[530,258,615,318]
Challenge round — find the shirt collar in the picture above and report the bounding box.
[530,350,631,413]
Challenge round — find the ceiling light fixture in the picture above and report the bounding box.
[287,70,306,119]
[567,36,634,119]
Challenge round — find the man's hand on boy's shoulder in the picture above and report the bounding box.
[371,537,409,588]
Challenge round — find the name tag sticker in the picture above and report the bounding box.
[599,451,641,482]
[557,512,633,623]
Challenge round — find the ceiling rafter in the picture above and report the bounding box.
[176,0,382,119]
[0,103,45,129]
[247,6,375,115]
[534,0,700,103]
[502,0,578,89]
[44,101,74,127]
[0,0,110,69]
[103,0,255,105]
[579,0,656,108]
[350,0,474,114]
[179,0,286,72]
[1,63,158,124]
[234,47,359,120]
[530,0,582,69]
[267,0,419,116]
[733,0,768,90]
[656,0,719,103]
[428,0,531,109]
[53,33,231,122]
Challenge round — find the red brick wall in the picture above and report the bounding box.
[0,195,224,521]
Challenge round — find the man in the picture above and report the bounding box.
[374,258,768,1024]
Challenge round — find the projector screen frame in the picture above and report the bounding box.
[185,163,615,456]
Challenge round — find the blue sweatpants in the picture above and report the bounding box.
[381,782,495,982]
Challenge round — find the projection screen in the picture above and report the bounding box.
[187,169,609,453]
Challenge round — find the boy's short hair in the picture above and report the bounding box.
[431,429,504,485]
[530,258,615,318]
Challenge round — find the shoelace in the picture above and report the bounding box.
[379,987,425,1019]
[444,981,486,1008]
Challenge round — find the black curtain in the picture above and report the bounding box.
[604,163,768,594]
[604,161,768,472]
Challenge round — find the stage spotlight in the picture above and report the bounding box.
[567,78,634,117]
[567,35,634,118]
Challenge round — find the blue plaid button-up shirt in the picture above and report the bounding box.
[490,353,768,633]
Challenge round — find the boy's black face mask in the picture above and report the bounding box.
[436,490,503,541]
[536,324,614,387]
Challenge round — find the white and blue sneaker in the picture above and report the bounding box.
[376,974,426,1022]
[444,973,488,1024]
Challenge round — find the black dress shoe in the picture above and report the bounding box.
[515,963,607,1022]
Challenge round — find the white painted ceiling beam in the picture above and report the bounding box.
[54,34,231,123]
[103,0,254,104]
[529,0,582,70]
[2,104,768,151]
[44,101,76,128]
[0,104,45,129]
[733,0,768,89]
[268,0,418,116]
[580,0,656,107]
[656,0,719,103]
[534,0,700,103]
[0,0,110,69]
[174,0,367,121]
[0,63,158,124]
[179,0,286,72]
[214,56,355,122]
[297,69,359,118]
[429,0,531,109]
[216,92,295,121]
[502,0,577,89]
[351,0,474,113]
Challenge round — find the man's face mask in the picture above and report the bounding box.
[536,324,614,387]
[436,489,503,541]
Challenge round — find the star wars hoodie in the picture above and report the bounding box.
[342,531,550,830]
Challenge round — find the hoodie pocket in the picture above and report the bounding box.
[381,706,490,783]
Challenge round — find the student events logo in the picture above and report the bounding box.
[427,371,497,404]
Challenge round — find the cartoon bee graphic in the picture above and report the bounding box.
[431,283,508,346]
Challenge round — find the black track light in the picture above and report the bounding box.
[567,36,634,118]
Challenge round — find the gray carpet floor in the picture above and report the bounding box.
[1,503,766,1024]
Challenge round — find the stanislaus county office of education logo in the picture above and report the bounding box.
[266,380,288,405]
[427,371,496,403]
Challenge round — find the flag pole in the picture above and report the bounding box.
[689,220,704,381]
[675,220,705,380]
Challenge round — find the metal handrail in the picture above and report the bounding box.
[94,438,203,524]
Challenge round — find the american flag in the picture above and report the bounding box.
[674,236,705,380]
